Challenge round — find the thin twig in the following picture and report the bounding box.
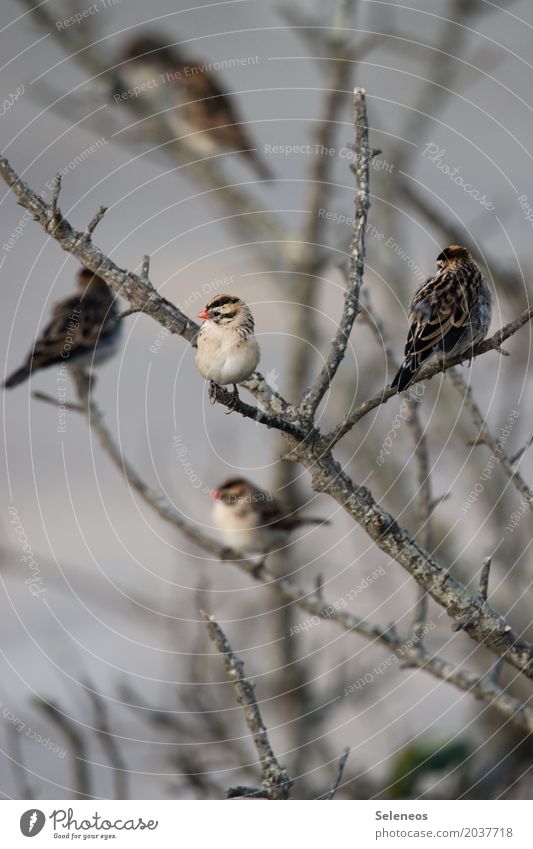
[509,432,533,465]
[362,295,431,641]
[406,391,432,641]
[226,785,269,799]
[32,390,83,413]
[83,206,107,241]
[211,383,309,439]
[33,374,533,726]
[202,611,293,800]
[6,145,533,688]
[47,369,533,691]
[449,368,533,510]
[0,155,290,419]
[488,657,504,688]
[32,699,90,800]
[478,556,492,603]
[325,307,533,446]
[18,0,290,268]
[141,255,151,281]
[83,680,128,800]
[284,0,360,429]
[117,308,142,320]
[6,725,34,800]
[302,86,371,419]
[321,747,350,799]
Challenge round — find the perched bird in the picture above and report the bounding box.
[4,269,121,388]
[116,34,272,180]
[211,476,329,556]
[195,294,260,402]
[391,245,492,392]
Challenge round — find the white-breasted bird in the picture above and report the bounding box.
[210,476,329,556]
[195,293,260,402]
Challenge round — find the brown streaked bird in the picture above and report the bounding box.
[210,477,330,556]
[195,293,260,402]
[391,245,492,393]
[117,34,273,180]
[4,269,122,388]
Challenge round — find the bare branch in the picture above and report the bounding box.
[478,556,492,603]
[271,569,533,733]
[302,87,371,419]
[510,432,533,465]
[37,374,533,727]
[226,785,269,799]
[50,174,62,217]
[67,372,228,555]
[449,368,533,510]
[117,308,142,320]
[210,383,309,439]
[406,392,432,642]
[488,657,504,688]
[61,362,533,689]
[83,680,128,800]
[0,155,289,418]
[83,206,107,242]
[141,255,151,282]
[362,295,431,641]
[202,611,293,800]
[32,699,90,800]
[321,747,350,799]
[6,724,34,800]
[18,0,290,268]
[326,306,533,446]
[32,390,83,413]
[8,147,533,689]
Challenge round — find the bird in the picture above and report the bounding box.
[391,245,492,393]
[195,293,260,403]
[116,34,273,180]
[4,269,122,388]
[210,476,330,556]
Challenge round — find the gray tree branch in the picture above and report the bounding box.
[202,611,293,800]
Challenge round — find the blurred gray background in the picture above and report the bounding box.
[1,0,533,799]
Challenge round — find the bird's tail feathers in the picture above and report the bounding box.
[391,358,419,393]
[4,365,30,389]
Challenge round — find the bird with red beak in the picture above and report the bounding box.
[210,477,330,557]
[195,293,260,405]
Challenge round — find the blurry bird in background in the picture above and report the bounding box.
[195,293,260,403]
[116,34,273,180]
[4,269,122,388]
[210,476,330,556]
[391,245,492,392]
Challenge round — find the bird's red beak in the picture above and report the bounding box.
[197,308,209,320]
[209,489,220,500]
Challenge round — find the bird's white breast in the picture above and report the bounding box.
[196,322,260,385]
[212,500,288,555]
